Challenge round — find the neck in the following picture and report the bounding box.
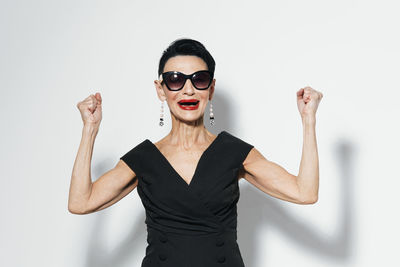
[167,113,213,147]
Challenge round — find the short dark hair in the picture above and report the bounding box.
[158,38,216,77]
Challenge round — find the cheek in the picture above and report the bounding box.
[165,92,178,104]
[201,94,210,106]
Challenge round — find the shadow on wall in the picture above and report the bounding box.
[85,209,146,267]
[84,155,147,267]
[238,139,356,266]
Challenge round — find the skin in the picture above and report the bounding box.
[68,55,323,215]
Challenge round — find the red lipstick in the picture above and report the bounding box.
[178,99,200,110]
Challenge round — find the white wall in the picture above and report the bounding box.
[1,0,399,266]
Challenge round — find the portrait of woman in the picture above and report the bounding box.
[68,38,323,267]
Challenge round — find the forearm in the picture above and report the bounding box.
[297,115,319,203]
[68,124,99,213]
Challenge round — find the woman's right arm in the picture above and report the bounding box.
[68,93,138,215]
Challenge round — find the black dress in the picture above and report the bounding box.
[120,130,254,267]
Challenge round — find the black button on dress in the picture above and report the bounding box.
[120,130,254,267]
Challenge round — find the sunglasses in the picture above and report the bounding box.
[160,70,213,91]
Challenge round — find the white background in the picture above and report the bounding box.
[1,0,399,266]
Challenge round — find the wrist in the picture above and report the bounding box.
[83,123,99,135]
[302,115,316,125]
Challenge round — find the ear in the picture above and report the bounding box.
[209,78,216,101]
[154,79,167,101]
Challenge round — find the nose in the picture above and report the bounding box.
[182,78,196,94]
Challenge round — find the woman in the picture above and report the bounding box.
[68,38,323,267]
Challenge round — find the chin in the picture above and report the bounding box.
[176,114,204,124]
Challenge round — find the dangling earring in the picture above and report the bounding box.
[209,100,215,126]
[159,100,164,126]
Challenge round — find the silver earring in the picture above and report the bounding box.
[209,100,215,125]
[159,101,164,126]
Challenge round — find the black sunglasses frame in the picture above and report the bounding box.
[160,70,214,91]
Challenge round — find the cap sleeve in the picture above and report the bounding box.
[221,131,254,166]
[120,140,148,176]
[236,136,254,166]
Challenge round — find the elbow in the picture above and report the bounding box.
[296,177,319,205]
[68,202,89,215]
[68,205,84,214]
[300,195,318,205]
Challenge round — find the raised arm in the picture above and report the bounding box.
[68,93,138,214]
[240,86,323,205]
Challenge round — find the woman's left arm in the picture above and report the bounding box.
[241,86,323,205]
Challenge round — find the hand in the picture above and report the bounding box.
[76,92,103,127]
[296,86,323,119]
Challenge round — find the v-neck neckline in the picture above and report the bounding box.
[145,131,226,188]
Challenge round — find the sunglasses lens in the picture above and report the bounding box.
[192,71,211,89]
[165,73,185,90]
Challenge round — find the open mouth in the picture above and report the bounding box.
[178,99,200,110]
[178,100,199,106]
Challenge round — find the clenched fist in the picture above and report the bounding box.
[76,92,102,128]
[296,86,323,119]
